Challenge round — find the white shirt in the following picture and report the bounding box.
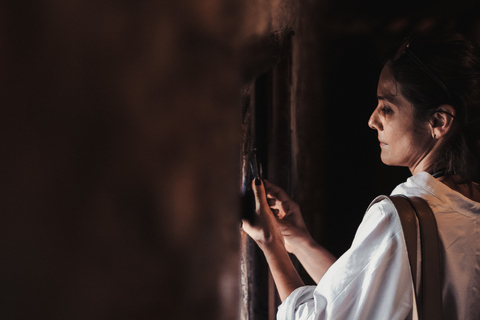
[277,172,480,320]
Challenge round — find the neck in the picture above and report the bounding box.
[409,154,436,176]
[409,137,444,176]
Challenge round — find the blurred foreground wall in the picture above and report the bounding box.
[0,0,308,319]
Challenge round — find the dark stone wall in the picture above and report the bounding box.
[0,1,247,319]
[0,0,310,319]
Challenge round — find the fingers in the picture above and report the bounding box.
[252,179,282,220]
[266,194,280,216]
[263,180,291,202]
[252,179,292,220]
[245,179,282,244]
[267,197,276,207]
[241,218,252,233]
[252,179,269,211]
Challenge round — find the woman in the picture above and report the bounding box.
[242,34,480,319]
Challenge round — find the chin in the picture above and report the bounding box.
[380,154,405,167]
[380,154,395,166]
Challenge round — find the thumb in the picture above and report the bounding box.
[252,179,269,211]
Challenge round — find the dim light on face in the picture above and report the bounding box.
[368,64,434,171]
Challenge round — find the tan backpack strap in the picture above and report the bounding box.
[389,196,418,296]
[389,195,444,320]
[407,196,443,320]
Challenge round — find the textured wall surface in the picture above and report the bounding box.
[0,1,244,319]
[0,0,306,319]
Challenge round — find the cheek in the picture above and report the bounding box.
[387,125,431,160]
[385,122,411,145]
[383,123,421,155]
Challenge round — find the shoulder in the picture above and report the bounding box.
[367,195,397,215]
[364,196,400,226]
[313,195,412,318]
[350,196,403,247]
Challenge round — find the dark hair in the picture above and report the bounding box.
[389,33,480,183]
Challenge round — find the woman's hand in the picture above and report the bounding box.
[243,179,335,285]
[264,180,336,284]
[263,180,312,253]
[241,179,305,301]
[242,179,285,250]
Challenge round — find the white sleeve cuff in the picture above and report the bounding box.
[277,285,320,320]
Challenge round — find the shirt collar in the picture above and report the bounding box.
[409,172,480,217]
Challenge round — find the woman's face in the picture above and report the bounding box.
[368,64,434,171]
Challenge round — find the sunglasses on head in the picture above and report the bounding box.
[393,39,452,103]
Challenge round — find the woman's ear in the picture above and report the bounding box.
[430,104,456,140]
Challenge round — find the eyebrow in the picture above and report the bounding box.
[377,95,396,103]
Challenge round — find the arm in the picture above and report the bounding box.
[262,240,305,301]
[264,180,336,283]
[242,179,304,301]
[287,235,336,284]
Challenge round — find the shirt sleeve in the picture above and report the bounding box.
[277,199,414,320]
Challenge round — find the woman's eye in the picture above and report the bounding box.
[381,107,393,115]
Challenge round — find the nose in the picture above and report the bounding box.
[368,107,382,131]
